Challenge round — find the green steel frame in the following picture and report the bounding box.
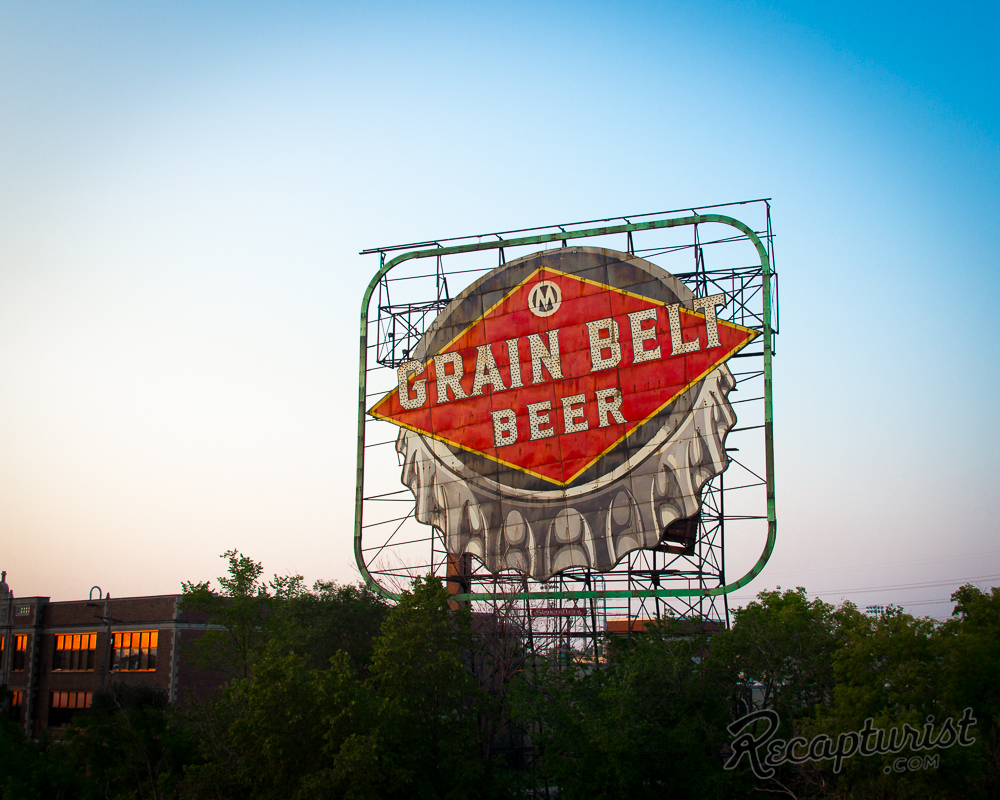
[355,211,776,603]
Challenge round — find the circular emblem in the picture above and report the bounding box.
[528,280,562,317]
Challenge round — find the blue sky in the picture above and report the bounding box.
[1,1,997,615]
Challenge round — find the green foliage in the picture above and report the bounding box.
[175,551,391,799]
[0,713,80,800]
[713,586,1000,800]
[797,608,949,799]
[181,550,390,683]
[938,585,1000,798]
[320,575,497,800]
[178,570,499,799]
[181,646,357,799]
[709,587,856,720]
[181,549,276,681]
[24,547,1000,800]
[514,619,750,800]
[67,682,194,800]
[273,580,390,672]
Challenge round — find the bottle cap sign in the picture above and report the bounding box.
[369,247,757,580]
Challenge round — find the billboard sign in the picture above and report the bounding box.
[368,246,757,582]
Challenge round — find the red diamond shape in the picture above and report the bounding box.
[370,267,757,485]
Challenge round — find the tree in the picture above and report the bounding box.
[938,584,1000,799]
[182,645,361,800]
[762,591,999,800]
[0,711,80,800]
[181,549,275,681]
[179,574,504,800]
[272,579,390,673]
[68,682,193,800]
[515,618,747,800]
[800,606,947,799]
[176,552,391,799]
[709,587,854,721]
[318,575,503,800]
[181,550,390,683]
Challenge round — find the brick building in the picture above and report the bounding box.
[0,573,223,737]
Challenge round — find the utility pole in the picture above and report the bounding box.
[87,591,120,692]
[101,594,112,691]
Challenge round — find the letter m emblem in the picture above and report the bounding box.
[528,280,562,318]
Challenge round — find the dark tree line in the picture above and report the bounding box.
[1,551,998,799]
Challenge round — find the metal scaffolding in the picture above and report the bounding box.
[355,199,778,652]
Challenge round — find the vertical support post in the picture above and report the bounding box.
[720,469,729,628]
[586,574,599,663]
[25,601,44,736]
[100,594,112,692]
[436,253,449,302]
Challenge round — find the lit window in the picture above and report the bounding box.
[53,633,97,672]
[48,691,92,727]
[112,631,158,672]
[12,635,27,672]
[6,690,23,722]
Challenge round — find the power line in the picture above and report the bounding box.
[757,551,1000,579]
[905,598,957,608]
[809,573,1000,597]
[729,574,1000,608]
